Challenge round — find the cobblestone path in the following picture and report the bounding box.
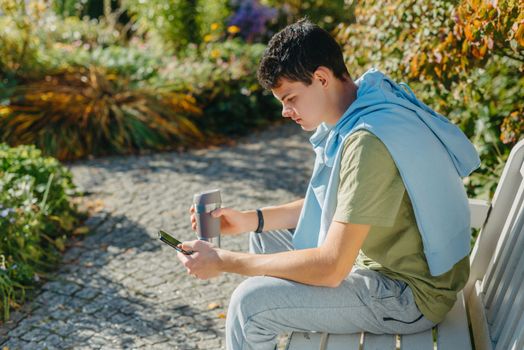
[0,124,314,349]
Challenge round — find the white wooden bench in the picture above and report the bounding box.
[286,139,524,350]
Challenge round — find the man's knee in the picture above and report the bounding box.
[227,277,281,349]
[229,277,268,320]
[229,276,293,324]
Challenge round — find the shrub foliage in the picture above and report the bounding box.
[0,144,79,321]
[1,66,204,160]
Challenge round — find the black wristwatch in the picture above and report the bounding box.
[255,208,264,233]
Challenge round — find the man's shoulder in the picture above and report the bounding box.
[343,129,386,152]
[340,129,397,173]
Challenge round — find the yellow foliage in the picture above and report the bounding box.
[516,23,524,46]
[73,226,90,235]
[0,66,205,160]
[227,25,240,34]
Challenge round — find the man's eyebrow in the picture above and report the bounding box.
[280,92,293,102]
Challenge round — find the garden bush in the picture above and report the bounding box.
[122,0,231,53]
[0,65,204,161]
[157,39,281,137]
[0,143,80,321]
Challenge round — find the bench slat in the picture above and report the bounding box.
[325,333,361,349]
[511,314,524,350]
[401,329,433,349]
[485,203,524,336]
[286,332,324,350]
[469,198,491,229]
[437,291,472,349]
[491,228,524,342]
[497,313,524,350]
[467,280,493,350]
[483,178,524,310]
[362,333,396,349]
[493,267,524,349]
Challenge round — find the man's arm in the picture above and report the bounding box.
[244,198,304,232]
[181,220,370,287]
[205,198,304,235]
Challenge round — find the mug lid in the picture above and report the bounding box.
[193,189,221,204]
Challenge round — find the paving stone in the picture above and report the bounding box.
[197,338,222,349]
[6,322,32,338]
[23,341,43,349]
[74,287,100,300]
[68,296,88,310]
[44,281,81,296]
[72,328,96,341]
[20,327,48,342]
[87,335,109,347]
[81,302,105,315]
[48,308,75,321]
[142,332,170,345]
[55,325,76,339]
[42,334,63,347]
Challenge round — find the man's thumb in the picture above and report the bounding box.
[211,208,226,217]
[180,240,196,250]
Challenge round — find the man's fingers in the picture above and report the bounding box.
[180,240,198,250]
[211,207,230,217]
[189,205,195,214]
[177,251,191,263]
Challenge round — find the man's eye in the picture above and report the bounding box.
[288,97,296,103]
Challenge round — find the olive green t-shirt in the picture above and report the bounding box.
[333,130,469,324]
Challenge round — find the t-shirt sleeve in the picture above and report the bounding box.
[333,130,406,227]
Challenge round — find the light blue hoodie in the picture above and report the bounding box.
[293,68,480,276]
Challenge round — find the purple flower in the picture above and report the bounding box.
[229,0,277,41]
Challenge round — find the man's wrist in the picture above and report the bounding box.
[255,208,264,233]
[241,210,260,233]
[217,249,241,274]
[216,248,228,272]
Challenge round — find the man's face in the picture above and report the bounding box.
[271,77,328,132]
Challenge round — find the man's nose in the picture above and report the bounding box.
[282,106,293,118]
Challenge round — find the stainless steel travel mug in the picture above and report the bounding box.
[193,189,221,247]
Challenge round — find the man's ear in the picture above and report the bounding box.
[313,66,331,88]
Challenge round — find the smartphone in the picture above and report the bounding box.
[158,229,194,255]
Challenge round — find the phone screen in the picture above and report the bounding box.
[158,230,194,255]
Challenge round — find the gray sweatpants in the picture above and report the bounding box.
[225,229,436,350]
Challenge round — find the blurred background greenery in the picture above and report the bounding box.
[0,0,522,322]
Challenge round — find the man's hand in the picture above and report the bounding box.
[190,206,255,235]
[176,240,224,280]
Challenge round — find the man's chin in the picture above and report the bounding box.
[300,124,318,132]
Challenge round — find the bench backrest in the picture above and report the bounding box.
[466,139,524,350]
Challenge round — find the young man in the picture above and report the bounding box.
[176,19,480,350]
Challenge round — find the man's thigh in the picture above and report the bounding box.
[228,267,434,335]
[229,268,384,335]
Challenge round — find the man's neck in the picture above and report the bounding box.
[325,79,358,126]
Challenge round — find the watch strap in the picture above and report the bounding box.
[255,208,264,233]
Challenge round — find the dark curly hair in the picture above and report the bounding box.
[257,19,350,90]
